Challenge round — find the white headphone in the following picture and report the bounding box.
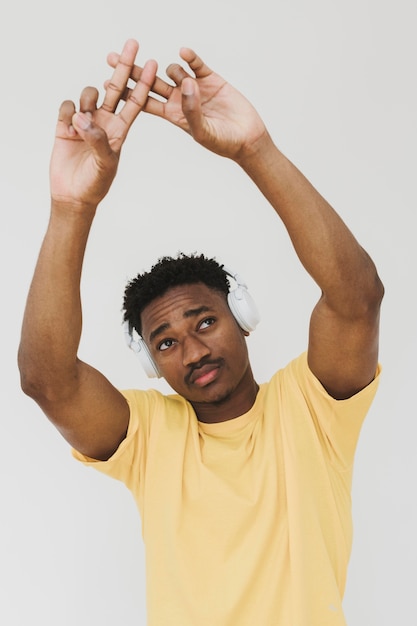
[124,267,260,378]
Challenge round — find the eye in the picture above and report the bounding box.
[199,317,215,330]
[158,338,176,351]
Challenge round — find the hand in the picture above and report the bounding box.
[107,46,267,161]
[50,39,157,211]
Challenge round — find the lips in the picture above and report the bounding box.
[187,360,223,387]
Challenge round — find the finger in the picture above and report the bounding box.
[102,39,139,113]
[181,78,206,140]
[107,51,174,100]
[117,58,158,128]
[143,94,175,119]
[179,48,212,79]
[57,100,77,137]
[79,86,99,114]
[58,100,76,126]
[103,81,172,119]
[166,62,192,86]
[104,74,173,104]
[103,79,131,104]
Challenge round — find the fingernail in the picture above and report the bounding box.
[182,78,194,96]
[74,112,90,130]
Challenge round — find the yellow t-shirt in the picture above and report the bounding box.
[73,353,380,625]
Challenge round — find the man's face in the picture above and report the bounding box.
[140,283,252,407]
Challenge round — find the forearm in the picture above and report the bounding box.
[18,202,96,401]
[237,134,382,314]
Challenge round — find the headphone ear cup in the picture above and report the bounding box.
[227,286,260,333]
[134,338,161,378]
[124,323,161,378]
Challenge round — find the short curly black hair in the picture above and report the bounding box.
[123,253,230,336]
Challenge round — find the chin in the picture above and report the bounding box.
[190,383,235,406]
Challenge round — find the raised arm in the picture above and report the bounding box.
[18,41,158,460]
[108,45,384,399]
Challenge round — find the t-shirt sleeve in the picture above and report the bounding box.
[71,388,156,498]
[287,352,381,469]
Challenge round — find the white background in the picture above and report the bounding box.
[1,0,416,624]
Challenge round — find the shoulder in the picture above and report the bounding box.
[120,387,191,429]
[267,352,381,414]
[265,353,382,468]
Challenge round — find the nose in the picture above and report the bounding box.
[182,334,211,368]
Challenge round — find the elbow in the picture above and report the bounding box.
[368,269,385,312]
[18,346,35,398]
[18,344,82,419]
[354,268,384,322]
[327,266,385,322]
[19,371,45,403]
[349,248,384,313]
[17,344,69,405]
[348,247,385,315]
[18,351,47,403]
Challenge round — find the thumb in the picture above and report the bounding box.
[72,112,115,161]
[181,78,207,142]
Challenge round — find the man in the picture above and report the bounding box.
[18,38,384,625]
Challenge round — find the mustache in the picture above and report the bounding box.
[184,357,225,385]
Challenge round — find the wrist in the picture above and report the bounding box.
[49,199,98,246]
[50,197,98,222]
[235,131,282,172]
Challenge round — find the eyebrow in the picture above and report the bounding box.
[148,306,212,343]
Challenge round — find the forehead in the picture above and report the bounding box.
[141,283,229,340]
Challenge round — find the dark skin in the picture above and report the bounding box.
[18,39,383,462]
[106,42,384,398]
[140,283,258,423]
